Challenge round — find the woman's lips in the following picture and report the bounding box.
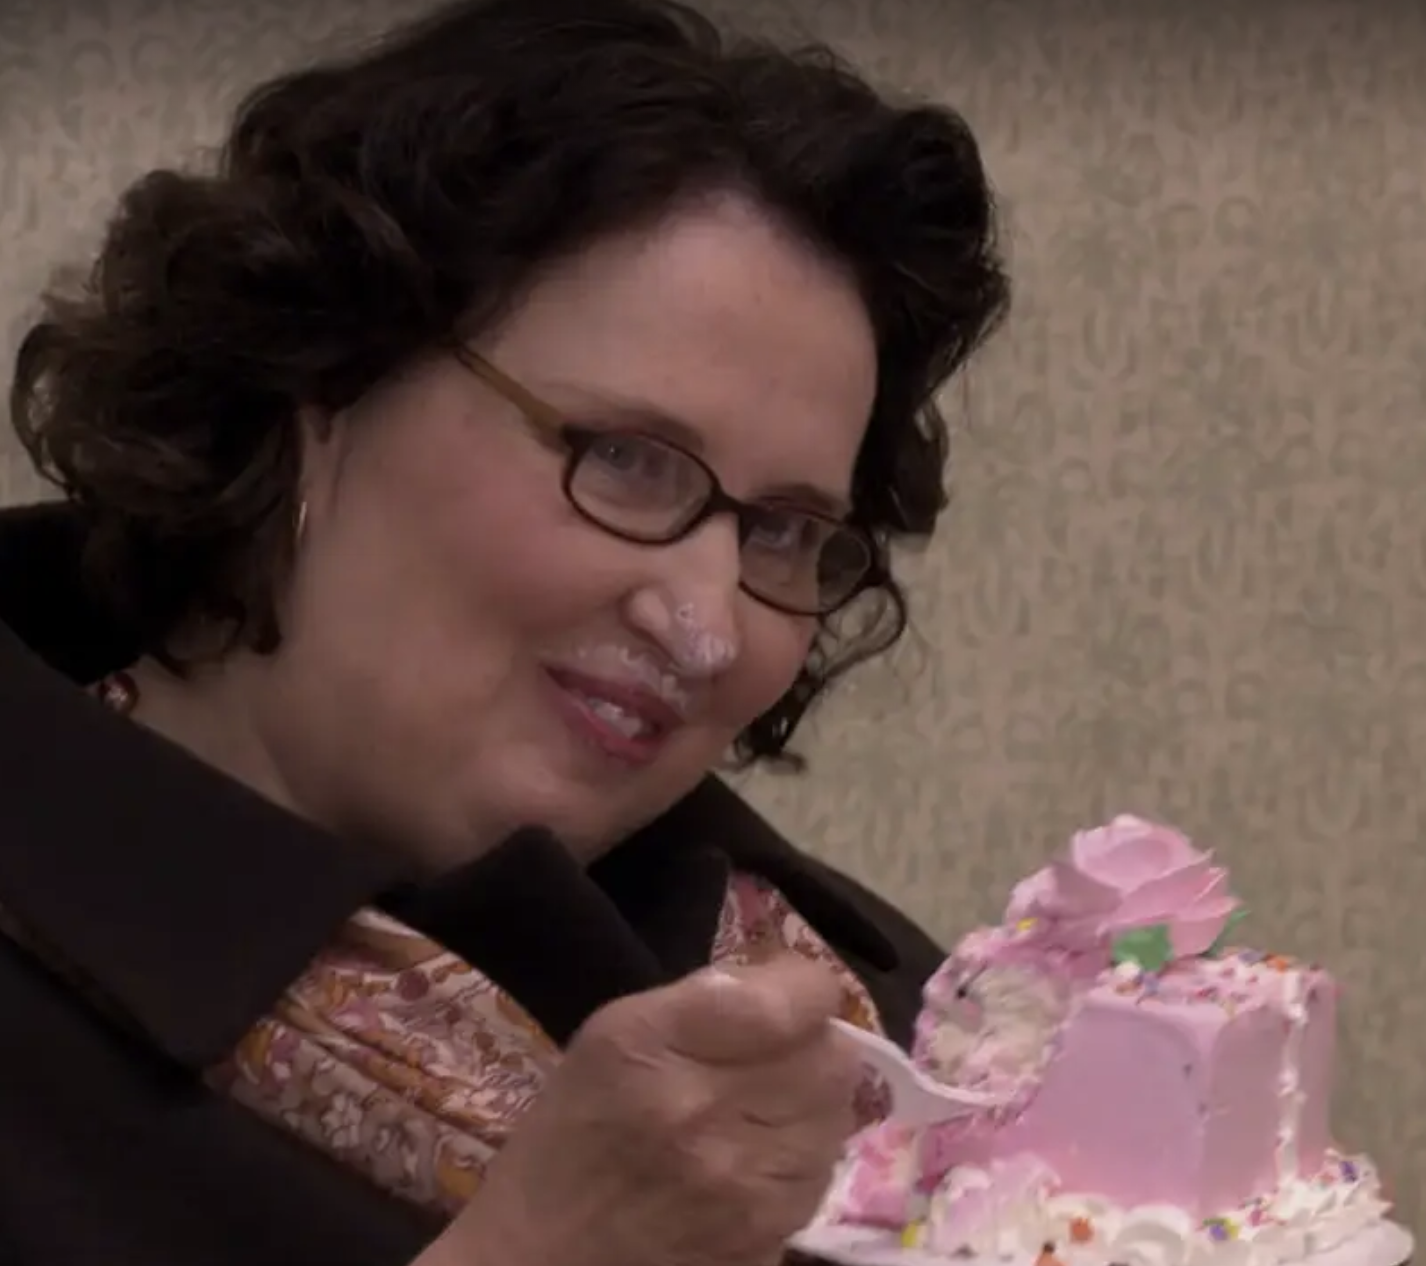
[543,666,685,765]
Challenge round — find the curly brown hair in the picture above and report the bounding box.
[9,0,1009,767]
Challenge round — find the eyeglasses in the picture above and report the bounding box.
[456,351,878,617]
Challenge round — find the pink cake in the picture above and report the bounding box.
[811,816,1392,1265]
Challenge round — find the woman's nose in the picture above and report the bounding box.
[623,521,742,677]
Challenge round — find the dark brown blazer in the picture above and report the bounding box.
[0,502,942,1266]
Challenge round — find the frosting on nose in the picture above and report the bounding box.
[625,586,740,676]
[670,601,739,674]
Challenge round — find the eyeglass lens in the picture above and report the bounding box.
[566,431,869,614]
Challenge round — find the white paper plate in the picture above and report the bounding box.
[789,1219,1414,1266]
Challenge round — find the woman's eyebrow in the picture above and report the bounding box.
[541,381,709,449]
[757,481,852,518]
[547,381,853,516]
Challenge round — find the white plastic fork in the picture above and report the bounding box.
[829,1018,1009,1127]
[701,968,1006,1126]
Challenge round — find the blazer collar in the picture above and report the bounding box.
[0,582,404,1067]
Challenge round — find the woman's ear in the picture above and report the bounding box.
[295,403,346,513]
[297,402,338,447]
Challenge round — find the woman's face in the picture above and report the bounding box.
[270,195,877,869]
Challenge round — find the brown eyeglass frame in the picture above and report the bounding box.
[454,349,880,617]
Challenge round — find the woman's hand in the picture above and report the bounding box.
[420,955,860,1266]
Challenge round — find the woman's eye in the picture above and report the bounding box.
[589,435,662,475]
[746,509,810,554]
[577,432,702,511]
[587,434,694,492]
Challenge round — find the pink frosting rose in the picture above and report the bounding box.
[1006,814,1239,959]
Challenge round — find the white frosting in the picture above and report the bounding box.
[900,1153,1387,1266]
[1274,967,1310,1183]
[922,963,1070,1095]
[1246,1163,1393,1260]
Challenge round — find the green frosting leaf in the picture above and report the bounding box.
[1110,924,1174,973]
[1204,908,1248,959]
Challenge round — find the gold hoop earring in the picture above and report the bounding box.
[293,498,309,551]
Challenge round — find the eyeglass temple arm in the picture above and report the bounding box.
[459,351,568,442]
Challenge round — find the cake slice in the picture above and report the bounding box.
[811,815,1393,1265]
[965,940,1337,1216]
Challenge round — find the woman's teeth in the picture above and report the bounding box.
[576,693,652,739]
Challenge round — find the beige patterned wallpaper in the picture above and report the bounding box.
[3,0,1424,1231]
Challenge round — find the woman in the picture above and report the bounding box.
[0,0,1008,1261]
